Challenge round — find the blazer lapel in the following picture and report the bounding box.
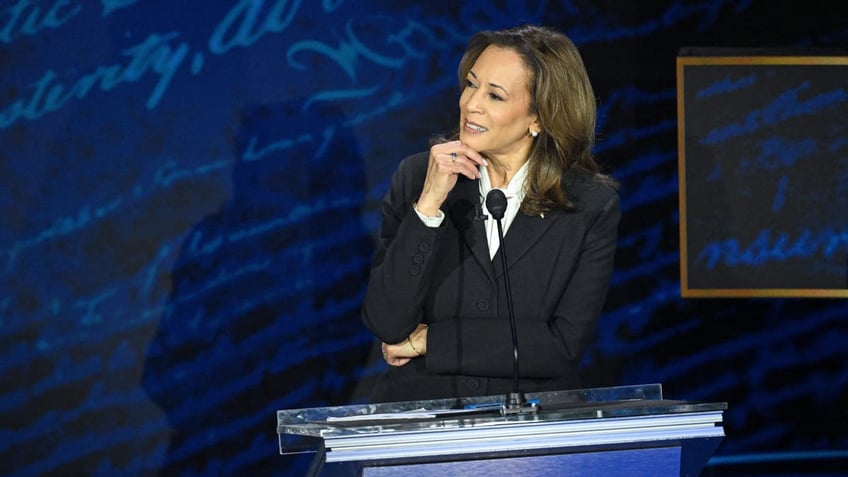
[492,209,563,279]
[448,172,577,282]
[491,167,589,277]
[446,178,497,286]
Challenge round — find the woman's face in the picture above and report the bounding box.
[458,45,538,165]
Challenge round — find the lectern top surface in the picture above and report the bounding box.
[276,383,726,445]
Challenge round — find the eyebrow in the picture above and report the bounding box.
[469,71,510,97]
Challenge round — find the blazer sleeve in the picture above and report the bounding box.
[361,153,440,344]
[544,190,620,366]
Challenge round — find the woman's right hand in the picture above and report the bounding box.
[416,140,487,216]
[382,323,429,367]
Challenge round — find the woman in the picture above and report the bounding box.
[361,24,620,403]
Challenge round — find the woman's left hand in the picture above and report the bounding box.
[382,323,428,366]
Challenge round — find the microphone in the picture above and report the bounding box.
[485,189,537,415]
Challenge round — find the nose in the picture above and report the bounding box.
[461,88,483,115]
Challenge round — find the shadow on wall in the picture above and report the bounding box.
[141,99,380,475]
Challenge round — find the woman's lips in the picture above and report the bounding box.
[464,120,488,133]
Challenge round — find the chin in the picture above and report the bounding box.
[459,133,482,150]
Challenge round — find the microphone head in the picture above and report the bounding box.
[486,189,508,220]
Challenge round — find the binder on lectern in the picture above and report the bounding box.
[277,383,726,477]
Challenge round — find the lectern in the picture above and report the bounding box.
[277,383,726,476]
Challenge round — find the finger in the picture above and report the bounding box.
[456,144,488,167]
[387,357,411,367]
[435,140,462,152]
[437,150,458,167]
[430,141,461,162]
[432,149,478,178]
[385,343,406,356]
[448,153,481,180]
[384,345,409,366]
[386,342,416,360]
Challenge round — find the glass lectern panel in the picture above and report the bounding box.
[276,383,725,456]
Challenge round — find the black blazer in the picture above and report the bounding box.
[362,152,620,402]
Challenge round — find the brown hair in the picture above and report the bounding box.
[457,25,615,213]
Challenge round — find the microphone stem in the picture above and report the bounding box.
[495,219,520,395]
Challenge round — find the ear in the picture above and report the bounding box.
[529,117,541,136]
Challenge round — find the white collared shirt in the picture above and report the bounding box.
[479,161,529,259]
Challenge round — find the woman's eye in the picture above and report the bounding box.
[464,79,501,101]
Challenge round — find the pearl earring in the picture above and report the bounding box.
[530,130,539,138]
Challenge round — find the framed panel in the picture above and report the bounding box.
[677,50,848,297]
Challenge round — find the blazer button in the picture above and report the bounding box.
[418,242,430,253]
[465,378,480,391]
[409,265,421,275]
[412,254,424,264]
[477,299,490,311]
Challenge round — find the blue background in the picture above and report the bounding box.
[1,1,846,475]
